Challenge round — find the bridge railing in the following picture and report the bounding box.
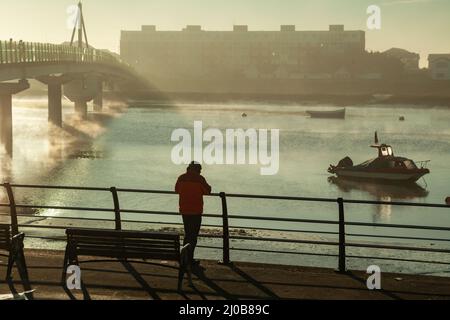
[0,40,128,67]
[0,183,450,273]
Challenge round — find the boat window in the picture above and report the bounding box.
[404,160,417,169]
[395,161,405,168]
[387,161,396,168]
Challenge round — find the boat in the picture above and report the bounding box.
[328,132,430,183]
[306,108,346,119]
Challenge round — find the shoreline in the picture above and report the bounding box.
[17,90,450,107]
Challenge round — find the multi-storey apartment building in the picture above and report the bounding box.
[120,25,365,82]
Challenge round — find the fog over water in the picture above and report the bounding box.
[2,99,450,275]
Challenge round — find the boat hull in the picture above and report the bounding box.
[307,108,346,119]
[332,168,429,183]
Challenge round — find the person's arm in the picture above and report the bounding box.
[200,177,212,195]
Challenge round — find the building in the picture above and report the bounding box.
[120,25,365,83]
[428,54,450,80]
[383,48,420,72]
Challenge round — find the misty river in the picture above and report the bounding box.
[2,97,450,276]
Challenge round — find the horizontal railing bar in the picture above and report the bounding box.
[18,225,71,230]
[343,199,450,208]
[346,221,450,231]
[14,204,114,212]
[228,214,339,225]
[346,254,450,266]
[3,184,449,209]
[120,209,221,218]
[15,214,115,223]
[346,242,450,254]
[346,232,450,243]
[6,184,111,192]
[225,193,336,203]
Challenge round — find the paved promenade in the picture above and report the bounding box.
[1,249,450,300]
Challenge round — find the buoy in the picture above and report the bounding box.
[399,116,405,121]
[242,113,247,118]
[446,197,450,205]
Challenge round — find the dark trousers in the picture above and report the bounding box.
[182,215,202,265]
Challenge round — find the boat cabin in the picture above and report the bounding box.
[371,144,394,158]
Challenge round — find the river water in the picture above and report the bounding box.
[2,97,450,275]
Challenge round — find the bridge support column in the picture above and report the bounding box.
[0,80,30,156]
[93,81,103,112]
[74,100,88,119]
[64,75,99,120]
[37,75,72,127]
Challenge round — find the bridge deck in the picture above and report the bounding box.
[1,249,450,300]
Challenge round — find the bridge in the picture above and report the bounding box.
[0,2,149,155]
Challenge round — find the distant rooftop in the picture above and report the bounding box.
[129,24,359,33]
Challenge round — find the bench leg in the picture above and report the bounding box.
[61,246,69,286]
[15,248,32,296]
[6,253,14,281]
[178,267,185,291]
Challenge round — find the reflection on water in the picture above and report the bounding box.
[328,176,429,222]
[327,176,429,199]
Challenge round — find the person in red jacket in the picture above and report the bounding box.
[175,161,212,267]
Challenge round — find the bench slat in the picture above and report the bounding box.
[69,237,177,246]
[67,228,180,241]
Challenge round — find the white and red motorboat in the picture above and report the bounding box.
[328,133,430,183]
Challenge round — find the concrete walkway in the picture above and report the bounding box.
[1,249,450,300]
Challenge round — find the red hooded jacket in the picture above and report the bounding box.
[175,170,212,215]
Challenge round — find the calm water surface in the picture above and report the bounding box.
[3,98,450,274]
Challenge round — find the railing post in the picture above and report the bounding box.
[219,192,231,265]
[337,197,346,273]
[4,183,19,236]
[110,187,122,231]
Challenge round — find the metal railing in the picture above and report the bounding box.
[0,40,128,67]
[1,182,450,273]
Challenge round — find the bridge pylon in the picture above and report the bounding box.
[0,80,30,156]
[37,75,73,127]
[63,74,101,120]
[93,80,103,112]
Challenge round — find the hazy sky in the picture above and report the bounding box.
[1,0,449,67]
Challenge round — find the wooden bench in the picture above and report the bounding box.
[62,228,191,291]
[0,224,29,282]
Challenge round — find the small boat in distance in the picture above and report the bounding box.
[306,108,346,119]
[328,132,430,183]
